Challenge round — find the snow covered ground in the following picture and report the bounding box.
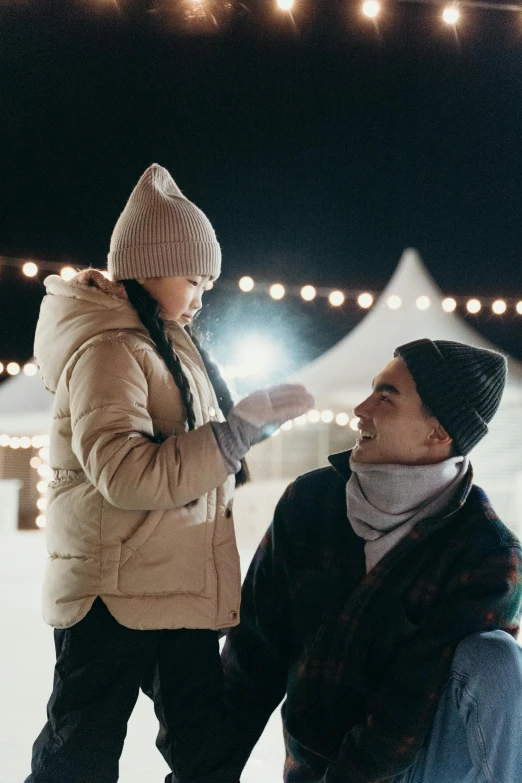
[0,531,285,783]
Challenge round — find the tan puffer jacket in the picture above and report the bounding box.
[34,271,239,631]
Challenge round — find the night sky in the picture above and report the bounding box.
[0,0,521,377]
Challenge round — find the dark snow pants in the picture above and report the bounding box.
[25,598,241,783]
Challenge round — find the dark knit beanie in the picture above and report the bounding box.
[394,339,507,455]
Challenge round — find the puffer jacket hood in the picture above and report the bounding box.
[34,270,144,394]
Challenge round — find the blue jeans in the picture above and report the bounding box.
[393,630,522,783]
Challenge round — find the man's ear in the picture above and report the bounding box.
[428,421,453,449]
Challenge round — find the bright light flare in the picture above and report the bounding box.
[281,420,293,431]
[416,296,430,310]
[387,295,402,310]
[492,300,507,315]
[442,6,460,24]
[349,418,360,431]
[301,285,316,301]
[329,291,345,307]
[0,435,10,447]
[20,437,32,449]
[239,276,254,292]
[320,410,334,423]
[467,298,482,314]
[7,362,20,376]
[0,363,3,374]
[442,297,457,312]
[60,266,76,281]
[22,262,38,278]
[269,283,286,300]
[362,0,380,19]
[358,293,373,309]
[307,410,321,423]
[517,302,522,315]
[335,413,350,426]
[277,0,294,10]
[35,515,46,529]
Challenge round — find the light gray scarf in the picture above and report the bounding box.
[346,455,470,573]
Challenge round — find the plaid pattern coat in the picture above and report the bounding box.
[222,450,522,783]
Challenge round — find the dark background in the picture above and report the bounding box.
[0,0,521,375]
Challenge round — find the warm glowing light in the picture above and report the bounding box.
[335,413,349,426]
[0,363,3,374]
[328,291,345,307]
[37,464,52,478]
[20,437,32,449]
[239,276,254,292]
[101,270,111,279]
[517,302,522,315]
[301,285,316,301]
[387,295,402,310]
[35,515,46,529]
[37,481,48,494]
[442,297,457,312]
[30,457,42,469]
[362,0,380,18]
[60,266,76,281]
[320,410,334,423]
[23,362,37,376]
[295,414,308,426]
[9,437,20,449]
[0,434,10,447]
[22,262,38,277]
[36,497,47,511]
[350,418,360,431]
[358,293,373,309]
[39,447,50,460]
[40,435,50,447]
[281,420,293,431]
[7,362,20,376]
[269,283,286,300]
[492,300,507,315]
[277,0,294,10]
[31,436,44,448]
[442,6,460,24]
[467,298,482,314]
[271,428,281,437]
[416,296,430,310]
[307,410,321,423]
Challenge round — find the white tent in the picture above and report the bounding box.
[294,247,522,407]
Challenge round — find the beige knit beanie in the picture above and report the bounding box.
[108,163,221,281]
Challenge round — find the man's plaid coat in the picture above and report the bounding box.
[222,450,522,783]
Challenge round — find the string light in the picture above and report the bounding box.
[295,414,308,425]
[492,300,507,314]
[60,266,76,281]
[362,0,381,18]
[467,298,482,314]
[335,412,350,426]
[442,5,460,24]
[22,262,38,278]
[269,283,286,300]
[320,409,334,423]
[442,297,457,312]
[239,276,254,292]
[416,296,431,310]
[7,362,20,376]
[517,302,522,315]
[35,516,46,529]
[358,293,374,309]
[276,0,294,10]
[307,410,321,423]
[329,290,345,307]
[23,363,37,376]
[387,295,402,310]
[0,435,10,447]
[301,285,316,301]
[350,418,360,431]
[281,420,293,430]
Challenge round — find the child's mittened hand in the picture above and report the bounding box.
[232,384,315,429]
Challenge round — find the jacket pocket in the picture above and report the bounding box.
[117,503,209,597]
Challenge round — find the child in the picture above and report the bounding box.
[26,164,313,783]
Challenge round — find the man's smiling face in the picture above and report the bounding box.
[351,357,453,465]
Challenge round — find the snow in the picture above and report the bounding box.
[0,531,285,783]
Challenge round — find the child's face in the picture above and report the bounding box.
[139,275,211,326]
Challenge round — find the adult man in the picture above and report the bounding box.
[222,339,522,783]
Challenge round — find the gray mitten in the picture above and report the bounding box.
[212,384,314,474]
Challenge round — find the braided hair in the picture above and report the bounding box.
[121,279,249,487]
